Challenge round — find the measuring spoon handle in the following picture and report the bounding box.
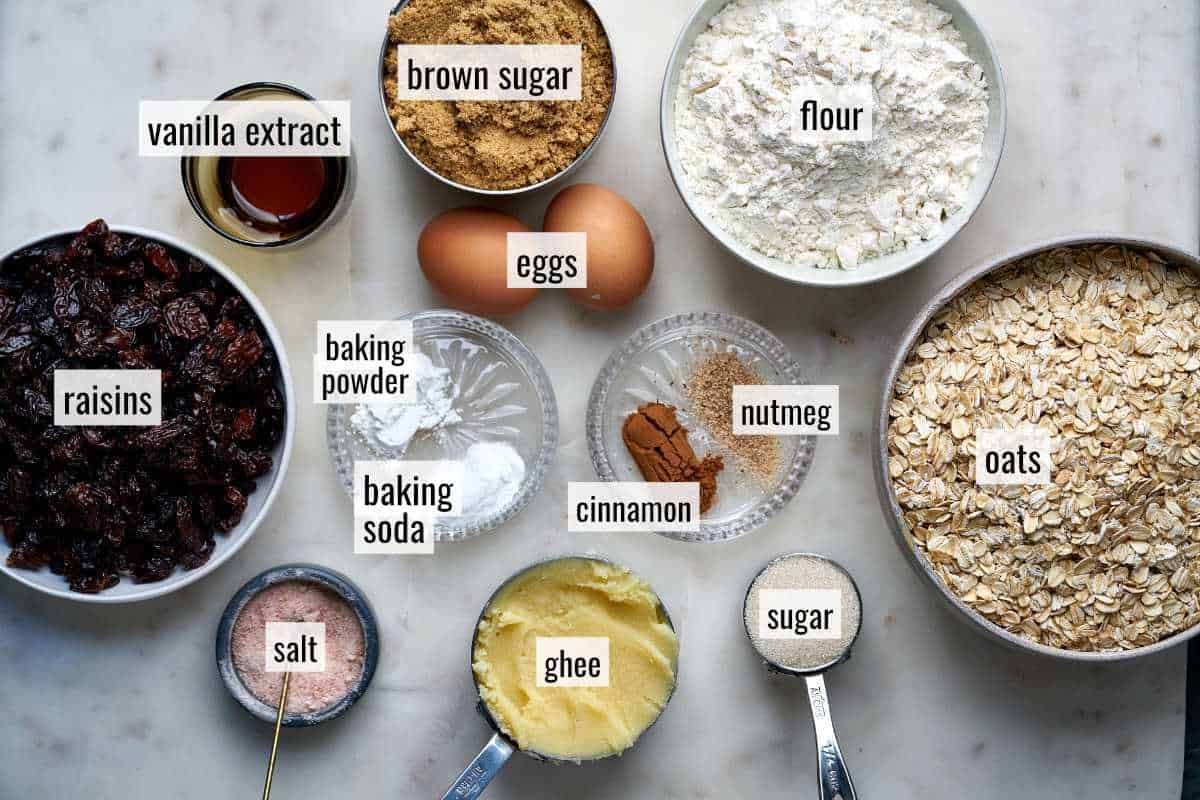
[804,673,858,800]
[440,732,514,800]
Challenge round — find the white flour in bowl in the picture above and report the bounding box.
[674,0,989,270]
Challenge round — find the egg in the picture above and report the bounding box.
[543,184,654,310]
[418,207,539,315]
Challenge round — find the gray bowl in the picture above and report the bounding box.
[873,235,1200,662]
[377,0,617,197]
[660,0,1007,287]
[216,564,380,726]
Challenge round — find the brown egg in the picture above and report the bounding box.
[543,184,654,310]
[418,207,539,315]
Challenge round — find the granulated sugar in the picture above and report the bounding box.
[744,554,862,672]
[232,581,366,714]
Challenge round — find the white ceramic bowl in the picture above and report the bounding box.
[0,225,296,603]
[660,0,1008,287]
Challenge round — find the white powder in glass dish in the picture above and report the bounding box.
[461,441,526,518]
[674,0,989,270]
[351,351,461,451]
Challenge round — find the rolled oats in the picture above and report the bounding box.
[888,245,1200,651]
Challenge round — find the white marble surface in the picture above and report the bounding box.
[1,1,1197,797]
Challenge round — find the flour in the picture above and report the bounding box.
[675,0,989,270]
[351,351,460,451]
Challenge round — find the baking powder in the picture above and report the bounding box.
[351,350,460,451]
[675,0,989,270]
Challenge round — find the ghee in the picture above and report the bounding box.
[471,558,678,760]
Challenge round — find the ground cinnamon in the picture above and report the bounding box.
[622,403,723,513]
[384,0,614,190]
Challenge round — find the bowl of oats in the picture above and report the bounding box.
[876,237,1200,661]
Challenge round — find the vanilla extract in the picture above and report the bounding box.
[216,154,341,236]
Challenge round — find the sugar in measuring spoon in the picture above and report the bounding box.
[744,553,863,800]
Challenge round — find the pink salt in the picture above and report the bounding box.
[231,580,365,714]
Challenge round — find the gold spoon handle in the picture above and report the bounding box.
[262,671,291,800]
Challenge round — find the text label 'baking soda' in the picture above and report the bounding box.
[791,82,875,144]
[758,589,842,640]
[732,385,839,435]
[535,637,609,687]
[395,45,582,102]
[353,460,463,554]
[314,320,413,404]
[138,100,350,157]
[265,622,327,673]
[975,428,1051,486]
[568,482,700,533]
[507,232,588,288]
[54,369,162,426]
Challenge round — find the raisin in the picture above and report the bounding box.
[101,233,128,261]
[221,330,263,377]
[110,297,158,328]
[0,325,36,355]
[51,280,81,320]
[163,297,210,340]
[143,242,180,279]
[81,219,110,242]
[231,408,256,440]
[216,486,247,532]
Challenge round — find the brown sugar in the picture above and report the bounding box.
[622,403,723,513]
[383,0,615,190]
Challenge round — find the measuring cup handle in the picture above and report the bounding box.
[803,673,858,800]
[440,732,514,800]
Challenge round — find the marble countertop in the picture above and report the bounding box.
[2,1,1198,798]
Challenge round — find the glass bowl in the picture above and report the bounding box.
[587,311,815,542]
[327,310,557,542]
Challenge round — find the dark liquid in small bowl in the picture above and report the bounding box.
[217,155,341,235]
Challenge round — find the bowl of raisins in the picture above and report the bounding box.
[0,220,295,602]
